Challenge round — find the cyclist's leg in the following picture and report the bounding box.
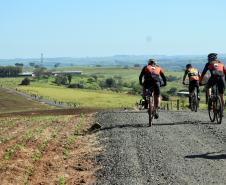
[153,82,160,108]
[189,81,195,107]
[196,80,200,100]
[153,82,160,119]
[217,77,225,109]
[207,77,215,98]
[143,81,148,108]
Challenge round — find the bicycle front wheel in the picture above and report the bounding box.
[208,98,215,122]
[215,96,223,124]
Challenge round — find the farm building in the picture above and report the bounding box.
[52,71,82,76]
[18,72,34,77]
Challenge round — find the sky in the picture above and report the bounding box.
[0,0,226,58]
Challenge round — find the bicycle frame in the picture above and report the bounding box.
[145,87,155,126]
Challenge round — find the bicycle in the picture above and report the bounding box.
[184,83,199,112]
[207,83,223,124]
[145,87,156,127]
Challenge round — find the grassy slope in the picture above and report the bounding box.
[18,86,138,108]
[0,88,50,113]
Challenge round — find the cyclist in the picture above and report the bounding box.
[199,53,226,111]
[182,64,200,108]
[139,59,167,118]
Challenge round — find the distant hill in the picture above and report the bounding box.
[0,54,225,71]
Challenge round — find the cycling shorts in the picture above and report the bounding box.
[143,80,161,96]
[189,80,199,94]
[207,76,225,94]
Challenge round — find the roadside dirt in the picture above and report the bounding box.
[0,108,102,117]
[96,110,226,185]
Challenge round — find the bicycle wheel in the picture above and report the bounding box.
[148,97,154,127]
[208,97,215,122]
[215,96,223,124]
[194,88,198,112]
[191,95,197,112]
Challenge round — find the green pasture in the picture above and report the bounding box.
[18,86,139,109]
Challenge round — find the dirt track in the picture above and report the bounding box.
[96,110,226,185]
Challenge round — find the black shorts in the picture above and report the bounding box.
[189,80,199,94]
[207,76,225,94]
[143,81,161,96]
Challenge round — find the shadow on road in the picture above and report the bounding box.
[100,123,146,131]
[153,121,214,126]
[185,151,226,160]
[96,121,215,131]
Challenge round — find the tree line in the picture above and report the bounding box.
[0,66,22,77]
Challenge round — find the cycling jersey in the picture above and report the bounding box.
[139,64,166,96]
[200,60,226,81]
[183,67,199,82]
[139,65,165,83]
[200,60,226,94]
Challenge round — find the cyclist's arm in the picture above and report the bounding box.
[200,63,209,82]
[160,70,167,86]
[182,70,188,83]
[139,67,145,85]
[223,66,226,74]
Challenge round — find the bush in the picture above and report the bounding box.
[20,77,30,85]
[167,87,177,95]
[161,92,170,101]
[68,83,84,88]
[166,75,179,82]
[54,75,68,85]
[105,78,116,88]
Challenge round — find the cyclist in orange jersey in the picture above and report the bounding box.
[139,59,167,118]
[200,53,226,111]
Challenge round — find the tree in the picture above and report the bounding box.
[29,62,35,67]
[20,77,30,85]
[54,76,68,85]
[0,66,22,77]
[54,63,61,68]
[15,63,24,68]
[134,64,140,67]
[105,78,116,88]
[67,75,72,84]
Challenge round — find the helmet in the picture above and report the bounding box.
[148,59,156,66]
[208,53,217,60]
[186,64,192,69]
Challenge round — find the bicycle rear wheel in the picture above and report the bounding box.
[215,96,223,124]
[191,91,198,112]
[148,97,154,127]
[208,97,215,122]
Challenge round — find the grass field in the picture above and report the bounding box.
[18,86,139,108]
[0,88,50,113]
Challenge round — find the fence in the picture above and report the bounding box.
[160,98,210,111]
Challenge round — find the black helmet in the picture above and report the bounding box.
[148,59,156,66]
[186,64,192,69]
[208,53,217,60]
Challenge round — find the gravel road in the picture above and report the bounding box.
[96,110,226,185]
